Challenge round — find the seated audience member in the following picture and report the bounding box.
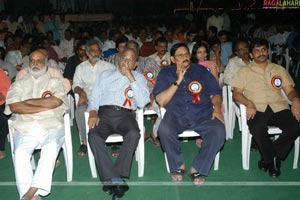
[0,68,10,159]
[232,38,300,177]
[191,42,219,81]
[153,43,225,185]
[149,37,171,68]
[127,40,161,145]
[223,40,250,85]
[73,39,115,157]
[63,39,87,85]
[208,37,225,72]
[107,35,129,66]
[5,50,68,200]
[87,47,149,199]
[16,49,71,94]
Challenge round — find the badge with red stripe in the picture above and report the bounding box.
[271,75,282,90]
[144,70,156,86]
[123,87,134,109]
[188,81,202,103]
[41,90,53,98]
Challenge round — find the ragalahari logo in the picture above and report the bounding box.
[263,0,300,8]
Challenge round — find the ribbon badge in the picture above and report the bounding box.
[3,68,9,76]
[144,70,156,86]
[123,87,134,109]
[160,59,169,67]
[41,90,53,98]
[188,81,202,103]
[271,75,282,90]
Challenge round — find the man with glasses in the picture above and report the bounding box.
[153,43,226,185]
[232,38,300,177]
[87,47,149,199]
[5,50,68,200]
[73,39,115,157]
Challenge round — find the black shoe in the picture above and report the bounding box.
[258,159,269,172]
[268,157,281,178]
[103,185,114,195]
[112,182,129,200]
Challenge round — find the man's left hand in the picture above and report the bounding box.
[212,108,224,123]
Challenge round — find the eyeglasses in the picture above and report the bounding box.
[252,47,268,54]
[119,56,136,63]
[29,59,45,65]
[174,52,190,58]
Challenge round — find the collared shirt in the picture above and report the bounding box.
[16,67,71,94]
[59,38,74,59]
[231,61,294,113]
[72,59,115,98]
[223,56,247,85]
[149,52,171,68]
[5,73,68,134]
[87,68,150,112]
[135,57,161,93]
[153,63,222,121]
[0,68,10,105]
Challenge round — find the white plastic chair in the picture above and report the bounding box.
[84,109,145,178]
[240,104,299,170]
[8,112,73,182]
[67,94,75,126]
[226,85,242,139]
[160,108,220,172]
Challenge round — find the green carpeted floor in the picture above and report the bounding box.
[1,117,300,200]
[1,73,300,200]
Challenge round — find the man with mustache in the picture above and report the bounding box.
[73,39,115,157]
[5,50,68,200]
[153,43,226,185]
[232,38,300,177]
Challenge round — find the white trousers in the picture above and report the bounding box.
[146,100,161,137]
[14,128,64,199]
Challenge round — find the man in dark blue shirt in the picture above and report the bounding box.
[153,43,225,185]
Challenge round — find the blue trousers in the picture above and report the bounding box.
[158,112,225,176]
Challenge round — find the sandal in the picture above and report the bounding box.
[31,196,41,200]
[111,145,120,157]
[171,169,185,182]
[77,144,87,157]
[189,172,206,186]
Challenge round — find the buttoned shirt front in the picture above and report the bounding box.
[231,61,294,112]
[5,73,68,134]
[223,56,247,85]
[153,64,222,121]
[72,59,115,98]
[87,68,150,112]
[149,52,171,68]
[135,57,161,93]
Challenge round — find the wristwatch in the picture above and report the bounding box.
[173,82,179,87]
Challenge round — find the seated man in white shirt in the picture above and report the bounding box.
[223,40,250,86]
[73,39,115,157]
[5,50,68,200]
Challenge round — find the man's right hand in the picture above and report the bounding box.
[246,102,257,120]
[176,63,187,83]
[88,110,100,129]
[78,91,88,106]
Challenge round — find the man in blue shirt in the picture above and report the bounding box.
[87,47,149,199]
[153,43,225,185]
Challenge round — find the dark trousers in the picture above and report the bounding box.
[88,108,140,181]
[248,106,300,163]
[158,112,226,176]
[0,104,9,151]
